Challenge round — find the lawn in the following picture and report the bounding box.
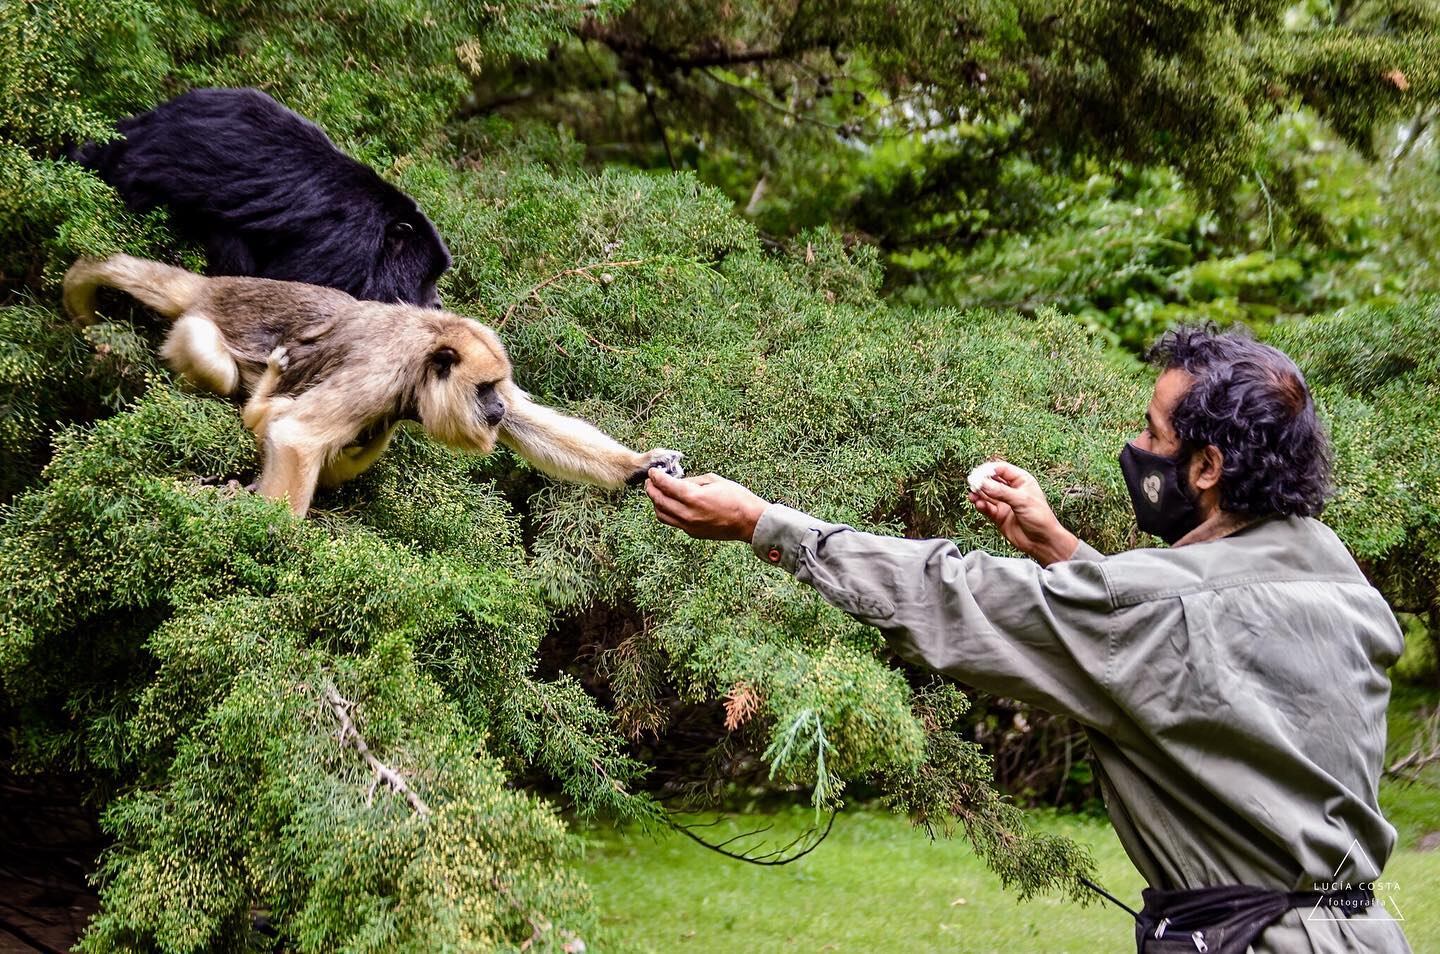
[581,773,1439,953]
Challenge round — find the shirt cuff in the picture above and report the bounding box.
[750,503,829,573]
[1068,539,1105,562]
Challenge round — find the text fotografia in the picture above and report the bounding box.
[1309,880,1403,918]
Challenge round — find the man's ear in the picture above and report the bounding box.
[1191,444,1224,491]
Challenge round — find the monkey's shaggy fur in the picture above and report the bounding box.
[72,88,452,308]
[65,255,683,517]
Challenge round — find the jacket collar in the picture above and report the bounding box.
[1172,510,1266,548]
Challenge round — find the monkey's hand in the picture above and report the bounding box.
[267,346,290,372]
[628,448,684,486]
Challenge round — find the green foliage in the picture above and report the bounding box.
[1393,616,1438,685]
[0,302,90,497]
[877,683,1095,902]
[0,385,624,950]
[85,640,592,953]
[0,0,632,156]
[1267,298,1440,617]
[893,109,1440,352]
[477,0,1440,249]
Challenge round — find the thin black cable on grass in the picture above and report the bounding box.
[665,808,837,866]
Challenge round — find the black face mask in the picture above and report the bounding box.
[1119,442,1201,545]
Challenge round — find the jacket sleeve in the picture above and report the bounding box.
[751,504,1124,730]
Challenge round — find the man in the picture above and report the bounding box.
[644,327,1410,954]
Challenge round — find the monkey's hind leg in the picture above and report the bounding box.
[161,313,241,396]
[255,416,328,518]
[318,424,396,488]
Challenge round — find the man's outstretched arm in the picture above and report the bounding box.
[643,468,1124,729]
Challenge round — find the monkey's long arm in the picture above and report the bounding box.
[496,386,682,488]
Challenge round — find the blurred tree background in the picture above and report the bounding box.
[1,0,1437,950]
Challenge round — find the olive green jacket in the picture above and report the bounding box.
[752,506,1411,953]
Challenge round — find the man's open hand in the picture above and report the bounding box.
[645,468,770,542]
[969,461,1079,566]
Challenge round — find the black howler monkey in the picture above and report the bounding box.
[72,88,452,308]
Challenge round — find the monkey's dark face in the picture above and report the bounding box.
[372,210,452,308]
[475,381,507,428]
[415,320,511,453]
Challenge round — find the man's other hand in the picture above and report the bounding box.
[969,461,1080,566]
[645,468,770,542]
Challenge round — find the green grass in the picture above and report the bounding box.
[580,808,1137,953]
[579,793,1440,952]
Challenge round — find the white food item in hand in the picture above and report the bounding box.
[967,460,1002,493]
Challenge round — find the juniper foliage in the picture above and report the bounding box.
[476,0,1440,247]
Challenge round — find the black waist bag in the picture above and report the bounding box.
[1135,884,1374,954]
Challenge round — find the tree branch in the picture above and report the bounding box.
[576,19,819,72]
[500,258,648,327]
[1385,704,1440,784]
[698,67,845,132]
[643,85,678,170]
[666,809,837,865]
[324,685,431,817]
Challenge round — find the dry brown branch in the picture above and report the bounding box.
[723,682,761,732]
[323,685,431,817]
[1386,705,1440,784]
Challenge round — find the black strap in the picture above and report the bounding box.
[1080,875,1141,919]
[1283,887,1377,911]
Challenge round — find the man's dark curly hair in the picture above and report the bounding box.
[1148,325,1333,517]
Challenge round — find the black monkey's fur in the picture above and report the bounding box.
[72,88,452,308]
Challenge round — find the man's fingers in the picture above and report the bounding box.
[645,479,692,521]
[978,477,1023,505]
[972,497,1009,523]
[646,468,697,507]
[647,466,679,491]
[649,496,691,527]
[989,460,1031,486]
[648,465,706,503]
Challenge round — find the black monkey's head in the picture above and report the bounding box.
[72,87,454,308]
[367,190,453,308]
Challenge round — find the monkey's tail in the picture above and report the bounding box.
[63,254,206,326]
